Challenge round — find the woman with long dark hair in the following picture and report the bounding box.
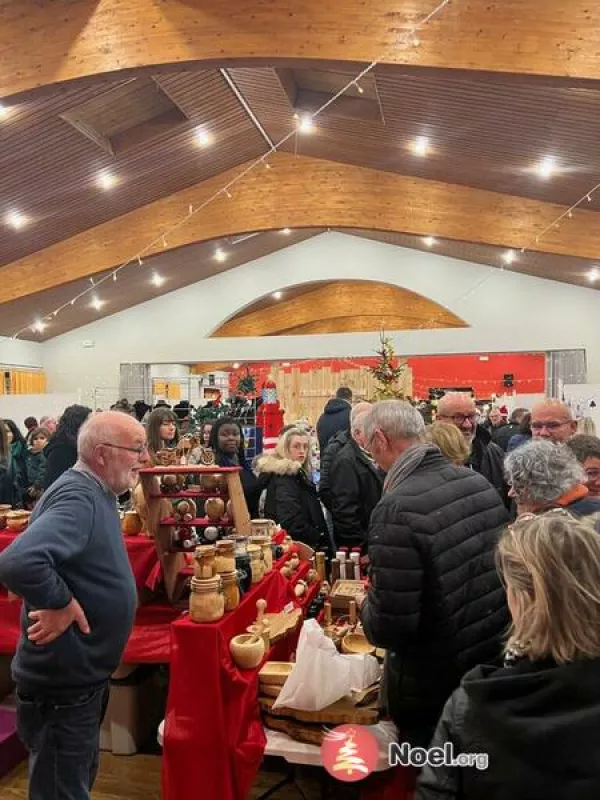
[208,417,260,518]
[42,405,92,490]
[3,419,27,493]
[0,424,21,507]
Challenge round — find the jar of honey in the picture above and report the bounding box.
[247,544,264,584]
[193,544,216,579]
[220,570,240,611]
[189,576,224,623]
[215,539,236,574]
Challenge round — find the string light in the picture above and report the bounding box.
[502,249,516,265]
[137,256,143,266]
[423,236,437,248]
[214,248,227,263]
[281,228,292,235]
[354,81,364,95]
[5,0,453,343]
[6,211,26,230]
[31,320,46,333]
[151,271,165,287]
[223,189,232,199]
[588,267,599,283]
[272,291,283,300]
[112,272,118,281]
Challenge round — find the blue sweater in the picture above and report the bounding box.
[0,468,137,695]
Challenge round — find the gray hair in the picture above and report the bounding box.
[505,439,586,506]
[350,402,372,432]
[77,410,143,463]
[363,400,425,443]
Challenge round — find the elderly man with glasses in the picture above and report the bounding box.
[530,399,577,443]
[0,411,149,800]
[436,392,508,507]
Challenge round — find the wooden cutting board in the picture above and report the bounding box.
[259,684,282,699]
[259,694,378,725]
[263,714,325,746]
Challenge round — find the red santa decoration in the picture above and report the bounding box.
[257,377,285,452]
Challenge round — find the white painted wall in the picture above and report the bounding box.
[0,336,44,369]
[0,393,81,425]
[41,232,600,394]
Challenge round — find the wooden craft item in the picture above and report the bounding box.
[324,601,332,627]
[348,599,357,626]
[205,496,225,521]
[262,608,302,643]
[329,580,365,611]
[352,682,381,708]
[340,633,376,656]
[292,541,315,562]
[258,661,294,686]
[259,684,282,699]
[256,598,267,628]
[315,552,326,582]
[259,695,379,726]
[229,634,265,669]
[262,714,325,747]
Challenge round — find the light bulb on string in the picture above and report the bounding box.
[112,272,117,281]
[587,195,592,203]
[137,256,143,266]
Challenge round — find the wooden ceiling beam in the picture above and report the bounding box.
[2,1,600,100]
[2,151,600,305]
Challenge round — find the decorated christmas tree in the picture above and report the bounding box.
[368,330,407,401]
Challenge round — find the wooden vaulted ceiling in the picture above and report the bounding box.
[2,0,600,342]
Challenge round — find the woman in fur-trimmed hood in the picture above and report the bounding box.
[256,426,329,551]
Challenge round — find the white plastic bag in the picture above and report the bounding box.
[272,619,380,711]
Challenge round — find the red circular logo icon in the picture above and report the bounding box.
[321,724,379,782]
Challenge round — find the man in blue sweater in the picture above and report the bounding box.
[0,410,149,800]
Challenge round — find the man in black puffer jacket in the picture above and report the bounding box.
[360,400,509,748]
[316,387,352,452]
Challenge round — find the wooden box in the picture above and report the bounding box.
[329,579,365,611]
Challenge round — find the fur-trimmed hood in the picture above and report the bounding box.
[255,453,304,477]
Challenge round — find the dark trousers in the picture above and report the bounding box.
[16,682,109,800]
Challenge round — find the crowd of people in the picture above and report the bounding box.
[1,389,600,798]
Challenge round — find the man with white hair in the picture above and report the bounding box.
[360,400,509,747]
[0,411,148,800]
[328,402,383,551]
[436,392,508,506]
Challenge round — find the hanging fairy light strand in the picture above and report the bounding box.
[8,0,452,341]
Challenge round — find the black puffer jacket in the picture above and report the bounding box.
[469,426,509,508]
[318,429,349,510]
[256,454,329,551]
[42,437,78,491]
[416,657,600,800]
[329,437,383,551]
[316,398,351,452]
[361,448,509,747]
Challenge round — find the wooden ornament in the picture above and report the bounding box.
[205,497,225,521]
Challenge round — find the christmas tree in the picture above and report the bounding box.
[368,330,407,401]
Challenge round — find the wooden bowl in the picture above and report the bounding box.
[229,634,265,670]
[6,511,31,533]
[341,633,376,656]
[258,661,294,686]
[121,510,143,536]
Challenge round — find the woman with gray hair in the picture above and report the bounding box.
[505,439,600,524]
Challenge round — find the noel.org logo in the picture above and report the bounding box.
[320,724,379,782]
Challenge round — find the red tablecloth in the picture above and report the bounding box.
[162,567,313,800]
[0,531,176,662]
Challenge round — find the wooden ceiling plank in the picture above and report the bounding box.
[2,1,600,100]
[2,152,600,305]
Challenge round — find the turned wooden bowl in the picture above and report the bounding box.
[229,634,265,670]
[341,633,376,656]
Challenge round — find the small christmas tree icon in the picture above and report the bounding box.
[331,728,369,778]
[368,329,407,401]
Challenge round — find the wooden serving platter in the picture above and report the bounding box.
[263,714,325,747]
[263,609,302,643]
[259,694,379,725]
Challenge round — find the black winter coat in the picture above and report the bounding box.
[42,437,78,491]
[257,454,328,550]
[469,426,509,508]
[318,429,349,510]
[316,398,351,452]
[361,449,509,747]
[0,459,21,507]
[416,657,600,800]
[329,438,383,551]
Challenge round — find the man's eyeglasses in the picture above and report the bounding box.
[585,469,600,480]
[100,442,148,455]
[438,413,478,426]
[530,421,569,431]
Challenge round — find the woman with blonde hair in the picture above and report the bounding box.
[424,421,470,465]
[255,426,328,551]
[417,510,600,799]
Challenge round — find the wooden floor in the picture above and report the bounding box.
[0,752,329,800]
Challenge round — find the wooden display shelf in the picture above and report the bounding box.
[139,465,242,474]
[150,490,226,499]
[159,516,232,527]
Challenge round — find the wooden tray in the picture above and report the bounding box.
[259,685,282,699]
[258,661,294,686]
[329,579,365,611]
[259,694,379,725]
[263,714,325,747]
[263,609,302,643]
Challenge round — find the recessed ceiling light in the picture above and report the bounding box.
[502,249,516,265]
[422,236,437,248]
[214,248,227,262]
[31,320,46,333]
[6,210,26,230]
[536,156,556,179]
[588,267,599,283]
[97,171,118,190]
[272,291,283,300]
[0,104,10,120]
[151,271,165,287]
[233,362,240,369]
[89,294,105,311]
[298,115,315,134]
[195,128,213,147]
[411,136,430,157]
[281,228,292,235]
